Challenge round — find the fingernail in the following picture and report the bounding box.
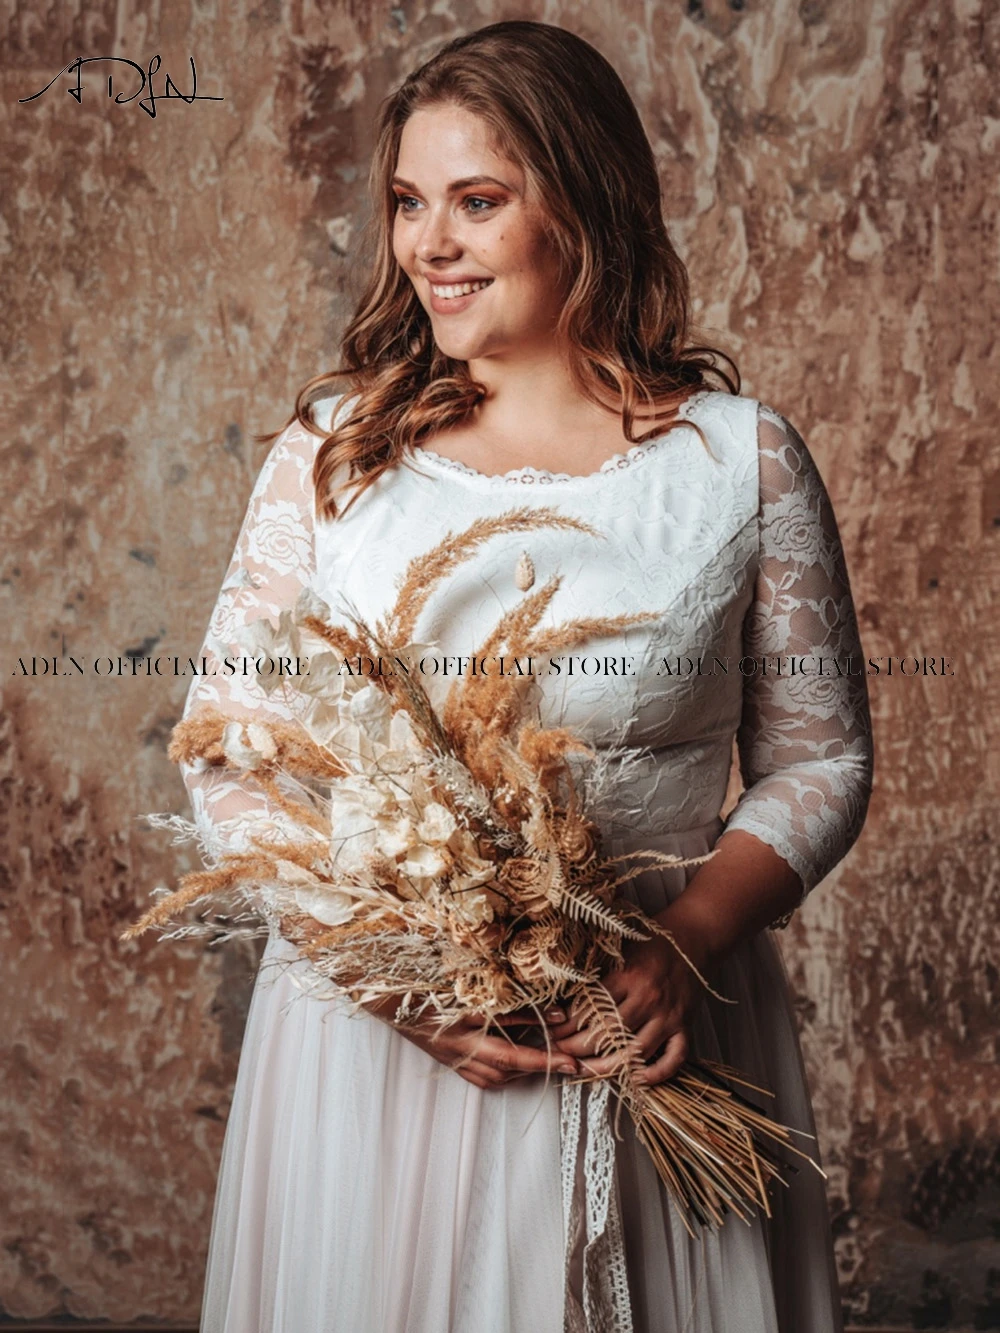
[545,1009,566,1023]
[558,1060,577,1074]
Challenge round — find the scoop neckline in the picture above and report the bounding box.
[406,388,714,486]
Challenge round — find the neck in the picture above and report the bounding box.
[466,343,616,440]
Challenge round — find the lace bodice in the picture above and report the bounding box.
[177,389,873,907]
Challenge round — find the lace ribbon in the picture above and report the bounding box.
[560,1077,634,1332]
[556,822,644,1332]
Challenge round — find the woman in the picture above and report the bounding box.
[180,20,874,1333]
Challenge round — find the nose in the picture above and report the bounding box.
[414,204,461,265]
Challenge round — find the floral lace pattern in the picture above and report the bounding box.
[178,419,324,861]
[721,403,874,900]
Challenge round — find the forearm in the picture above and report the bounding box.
[655,829,803,972]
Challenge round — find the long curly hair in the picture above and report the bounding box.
[264,20,740,520]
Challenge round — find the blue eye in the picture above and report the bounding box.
[393,193,498,216]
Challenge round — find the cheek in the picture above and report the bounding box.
[391,219,413,270]
[499,223,559,285]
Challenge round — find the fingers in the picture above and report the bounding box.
[632,1030,689,1086]
[545,997,592,1042]
[455,1026,690,1091]
[570,1015,666,1078]
[470,1033,579,1078]
[451,1042,578,1088]
[548,1025,600,1058]
[491,1006,567,1028]
[453,1062,565,1090]
[549,1004,648,1058]
[408,1014,581,1085]
[451,1058,510,1089]
[546,981,638,1046]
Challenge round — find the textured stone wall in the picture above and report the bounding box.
[2,0,996,1325]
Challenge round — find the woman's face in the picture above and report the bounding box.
[391,102,568,365]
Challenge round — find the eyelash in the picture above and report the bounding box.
[395,194,498,216]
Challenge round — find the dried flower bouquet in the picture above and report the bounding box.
[124,506,822,1234]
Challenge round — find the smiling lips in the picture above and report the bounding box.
[427,277,494,311]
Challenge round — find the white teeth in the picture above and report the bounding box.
[430,279,492,299]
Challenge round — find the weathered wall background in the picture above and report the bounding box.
[2,0,997,1326]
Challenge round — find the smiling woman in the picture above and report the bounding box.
[181,18,873,1333]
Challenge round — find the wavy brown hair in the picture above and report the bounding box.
[263,20,740,520]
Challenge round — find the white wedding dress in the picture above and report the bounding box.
[178,387,874,1333]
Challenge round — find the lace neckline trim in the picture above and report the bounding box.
[407,389,715,485]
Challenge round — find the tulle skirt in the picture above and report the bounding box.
[199,817,844,1333]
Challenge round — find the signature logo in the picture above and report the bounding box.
[19,55,223,118]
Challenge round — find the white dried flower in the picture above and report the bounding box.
[375,814,417,861]
[401,844,448,881]
[416,802,458,845]
[349,685,393,753]
[221,720,277,769]
[452,887,494,926]
[245,723,277,759]
[274,858,323,887]
[293,884,356,926]
[329,807,381,875]
[294,585,335,625]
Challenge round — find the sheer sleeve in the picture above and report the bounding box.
[721,402,875,905]
[177,412,326,860]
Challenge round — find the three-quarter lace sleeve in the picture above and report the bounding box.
[178,416,322,860]
[721,403,874,902]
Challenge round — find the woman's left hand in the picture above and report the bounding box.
[545,919,712,1086]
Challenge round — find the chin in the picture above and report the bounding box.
[430,329,495,363]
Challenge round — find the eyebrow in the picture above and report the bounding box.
[392,174,521,196]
